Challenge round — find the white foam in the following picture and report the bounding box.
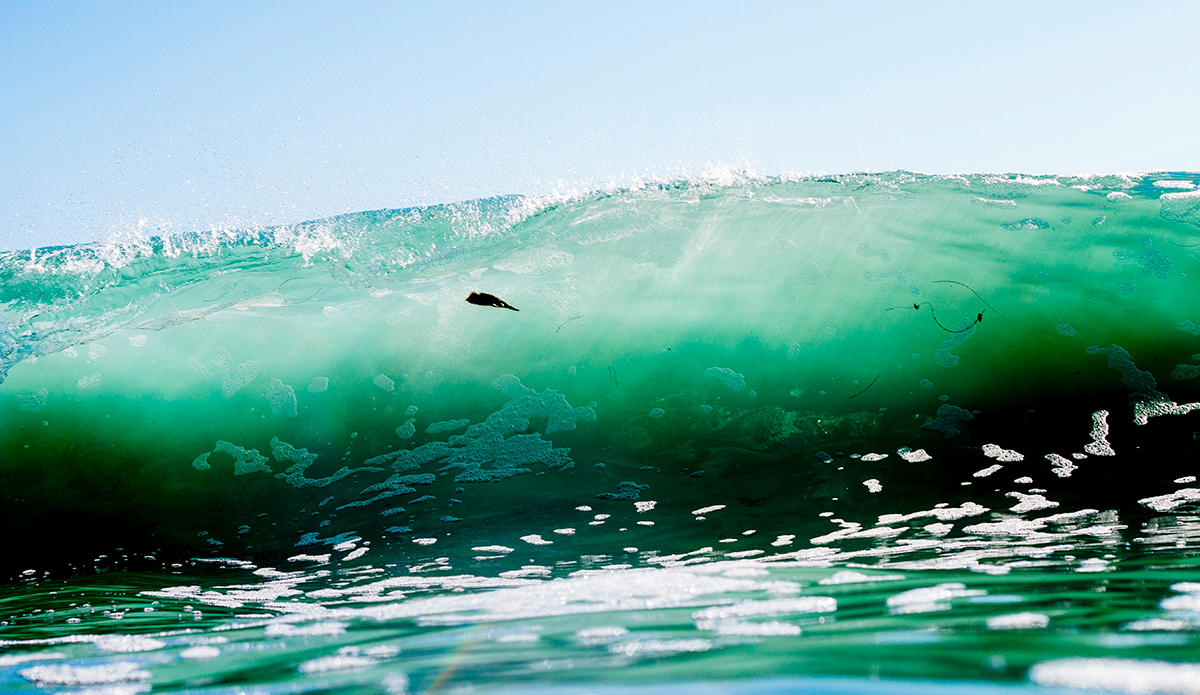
[963,518,1047,537]
[692,505,726,515]
[20,662,151,686]
[863,479,882,493]
[763,195,835,207]
[1125,618,1190,632]
[288,554,331,563]
[1031,658,1200,694]
[1046,453,1078,478]
[501,566,553,579]
[987,612,1049,630]
[298,655,378,674]
[696,619,802,636]
[898,448,932,462]
[0,652,64,667]
[983,174,1061,187]
[180,645,221,659]
[1140,488,1200,512]
[810,523,904,545]
[973,465,1003,478]
[1088,344,1200,425]
[1006,492,1060,513]
[876,501,989,525]
[609,639,713,656]
[982,444,1024,462]
[265,621,347,636]
[692,597,835,622]
[1162,592,1200,612]
[886,583,985,614]
[972,197,1018,207]
[94,635,166,653]
[342,565,799,626]
[494,632,540,643]
[1084,410,1115,456]
[575,626,629,645]
[520,534,553,546]
[818,570,904,585]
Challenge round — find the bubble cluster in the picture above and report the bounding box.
[704,367,746,391]
[1113,248,1173,282]
[920,404,974,438]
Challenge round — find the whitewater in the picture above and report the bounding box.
[4,171,1200,693]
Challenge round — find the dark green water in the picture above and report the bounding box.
[4,172,1200,693]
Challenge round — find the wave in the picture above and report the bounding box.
[4,170,1200,576]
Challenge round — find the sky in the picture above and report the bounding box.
[3,1,1199,250]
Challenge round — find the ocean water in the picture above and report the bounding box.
[4,172,1200,693]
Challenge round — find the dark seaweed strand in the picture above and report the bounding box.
[931,280,1007,320]
[929,305,985,334]
[886,302,981,333]
[848,373,882,399]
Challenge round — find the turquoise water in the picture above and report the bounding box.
[4,172,1200,693]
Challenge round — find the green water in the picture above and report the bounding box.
[4,172,1200,692]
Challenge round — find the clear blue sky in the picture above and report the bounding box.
[3,1,1199,250]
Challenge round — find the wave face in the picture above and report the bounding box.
[5,172,1200,692]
